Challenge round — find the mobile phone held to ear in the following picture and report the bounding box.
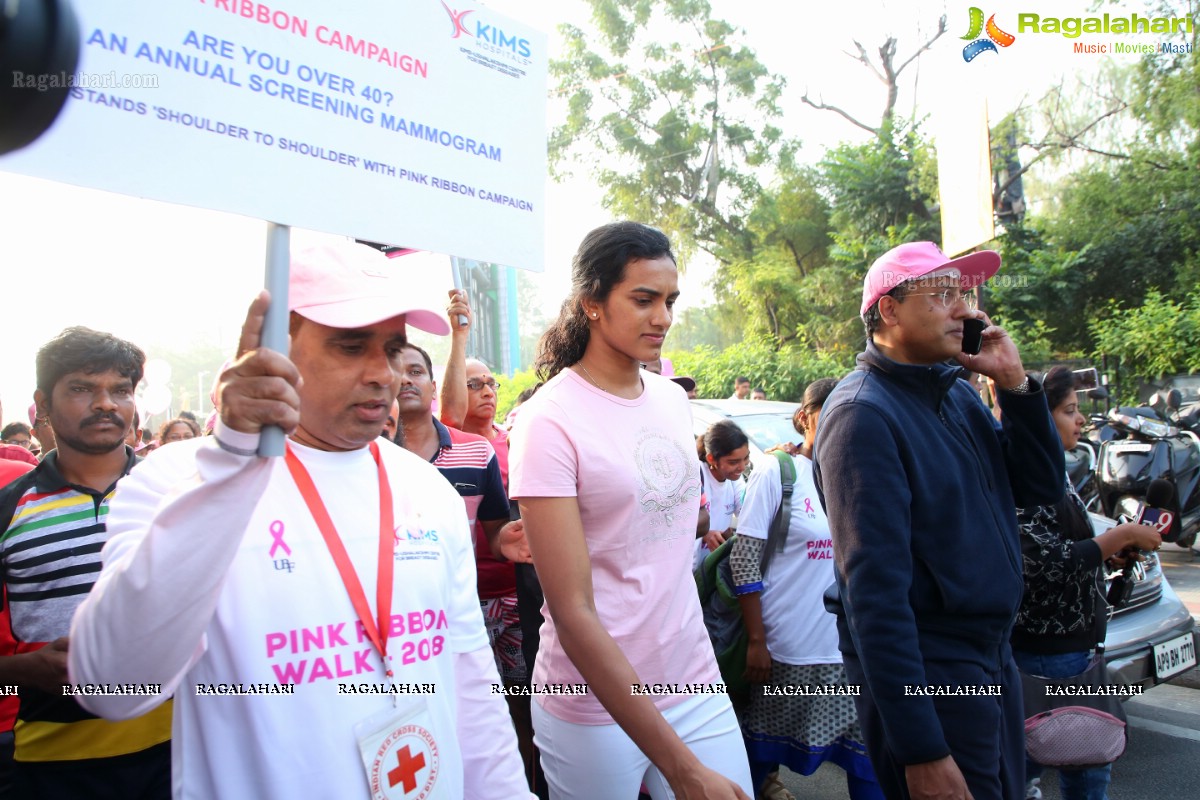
[961,318,985,355]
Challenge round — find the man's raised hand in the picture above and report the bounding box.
[218,291,303,436]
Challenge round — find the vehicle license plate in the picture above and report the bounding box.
[1153,633,1197,680]
[1108,441,1152,453]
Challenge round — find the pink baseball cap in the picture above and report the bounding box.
[0,444,38,467]
[860,242,1001,317]
[289,243,451,334]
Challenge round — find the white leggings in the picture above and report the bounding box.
[532,693,754,799]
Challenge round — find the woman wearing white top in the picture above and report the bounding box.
[694,420,749,571]
[732,378,882,800]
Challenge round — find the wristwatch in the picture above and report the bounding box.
[1006,376,1032,394]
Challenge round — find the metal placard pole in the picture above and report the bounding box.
[258,222,290,457]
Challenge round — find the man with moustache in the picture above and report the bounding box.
[0,327,171,798]
[396,343,522,581]
[67,243,532,799]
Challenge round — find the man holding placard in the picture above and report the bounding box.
[68,242,532,799]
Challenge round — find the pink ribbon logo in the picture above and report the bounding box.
[269,521,291,557]
[803,498,815,514]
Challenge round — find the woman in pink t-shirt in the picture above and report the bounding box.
[509,222,752,800]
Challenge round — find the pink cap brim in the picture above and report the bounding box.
[296,300,451,335]
[949,249,1002,290]
[860,247,1001,316]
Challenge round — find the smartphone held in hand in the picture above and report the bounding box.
[961,318,985,356]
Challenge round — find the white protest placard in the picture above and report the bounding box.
[0,0,547,270]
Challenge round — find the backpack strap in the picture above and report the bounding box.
[759,450,796,575]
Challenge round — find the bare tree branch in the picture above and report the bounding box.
[846,41,887,84]
[894,15,948,77]
[992,100,1153,207]
[800,93,880,137]
[809,15,948,137]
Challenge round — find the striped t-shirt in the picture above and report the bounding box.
[0,448,172,762]
[428,419,513,598]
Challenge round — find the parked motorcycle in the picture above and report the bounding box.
[1154,388,1200,436]
[1095,400,1200,548]
[1066,439,1099,511]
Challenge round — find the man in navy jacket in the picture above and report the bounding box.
[814,242,1064,800]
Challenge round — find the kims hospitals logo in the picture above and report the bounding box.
[961,7,1016,62]
[441,1,473,38]
[439,0,533,59]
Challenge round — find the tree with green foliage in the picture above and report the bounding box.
[550,0,857,351]
[550,0,789,263]
[987,1,1198,358]
[711,164,847,348]
[668,335,852,403]
[988,221,1087,355]
[820,122,940,275]
[495,367,544,421]
[1090,289,1200,387]
[551,1,961,354]
[665,304,739,352]
[775,19,948,350]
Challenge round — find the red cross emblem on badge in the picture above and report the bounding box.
[388,745,427,793]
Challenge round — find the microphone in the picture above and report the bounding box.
[1136,478,1177,541]
[1109,478,1175,607]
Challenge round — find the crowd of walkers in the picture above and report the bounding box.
[0,225,1158,800]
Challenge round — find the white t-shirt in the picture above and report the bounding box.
[695,467,744,570]
[509,370,719,724]
[702,467,744,532]
[736,454,841,665]
[69,427,530,799]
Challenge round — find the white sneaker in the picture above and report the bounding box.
[1025,777,1043,800]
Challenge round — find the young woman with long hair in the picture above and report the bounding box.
[509,222,752,800]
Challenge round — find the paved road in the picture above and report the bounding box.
[1159,545,1200,621]
[772,549,1200,799]
[776,681,1200,799]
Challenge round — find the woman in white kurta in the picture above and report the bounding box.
[732,378,882,800]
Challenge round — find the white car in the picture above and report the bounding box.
[689,399,801,463]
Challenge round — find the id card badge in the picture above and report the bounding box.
[355,698,446,800]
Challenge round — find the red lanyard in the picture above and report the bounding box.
[285,441,396,677]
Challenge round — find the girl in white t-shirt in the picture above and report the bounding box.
[694,420,749,571]
[509,222,753,800]
[732,378,882,800]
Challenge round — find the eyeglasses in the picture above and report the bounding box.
[466,378,500,392]
[905,287,977,309]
